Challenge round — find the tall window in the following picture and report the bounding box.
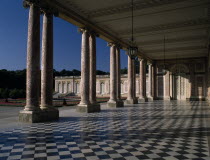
[100,83,105,94]
[121,83,124,94]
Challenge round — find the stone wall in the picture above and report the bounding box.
[156,57,207,100]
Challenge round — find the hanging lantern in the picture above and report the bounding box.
[127,0,138,60]
[128,46,138,59]
[162,35,167,75]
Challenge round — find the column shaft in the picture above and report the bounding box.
[124,56,137,104]
[24,4,41,111]
[152,64,155,98]
[132,59,136,99]
[79,29,90,105]
[153,63,157,99]
[116,47,121,100]
[41,13,53,109]
[139,59,147,102]
[148,64,154,101]
[109,44,117,102]
[77,29,100,113]
[116,46,124,107]
[164,70,171,100]
[89,33,96,104]
[127,56,133,100]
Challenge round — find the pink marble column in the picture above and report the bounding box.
[89,32,97,104]
[153,62,157,99]
[148,64,154,101]
[152,63,155,99]
[89,32,101,111]
[138,59,147,102]
[40,11,59,120]
[23,4,41,111]
[189,63,195,99]
[41,12,53,109]
[116,46,124,107]
[77,29,100,112]
[132,59,137,100]
[124,55,138,104]
[107,43,117,107]
[78,29,90,106]
[164,70,171,100]
[19,2,42,123]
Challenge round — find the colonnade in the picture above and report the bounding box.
[19,0,156,122]
[19,1,59,122]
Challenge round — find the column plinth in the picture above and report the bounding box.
[138,59,147,102]
[19,4,43,123]
[124,55,138,105]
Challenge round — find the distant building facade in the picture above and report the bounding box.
[55,74,149,97]
[55,57,207,101]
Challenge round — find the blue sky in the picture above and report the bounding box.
[0,0,128,72]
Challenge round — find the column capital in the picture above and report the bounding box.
[107,42,117,47]
[89,30,99,37]
[41,6,59,17]
[138,58,145,62]
[148,62,153,66]
[115,44,122,49]
[23,0,41,8]
[78,28,90,34]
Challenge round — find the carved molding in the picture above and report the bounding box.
[144,46,205,53]
[136,35,207,46]
[120,18,210,36]
[86,0,186,18]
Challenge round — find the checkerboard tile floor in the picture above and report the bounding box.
[0,101,210,160]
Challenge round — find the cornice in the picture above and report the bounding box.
[119,18,210,36]
[145,46,206,54]
[87,0,186,18]
[136,35,207,46]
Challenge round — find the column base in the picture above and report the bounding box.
[163,96,171,101]
[19,108,59,123]
[77,103,101,113]
[138,97,148,102]
[147,96,154,102]
[107,100,124,108]
[124,98,138,105]
[40,108,59,122]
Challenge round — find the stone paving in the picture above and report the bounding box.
[0,101,210,160]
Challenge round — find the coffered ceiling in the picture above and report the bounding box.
[45,0,210,61]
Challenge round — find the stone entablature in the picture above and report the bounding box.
[55,74,149,97]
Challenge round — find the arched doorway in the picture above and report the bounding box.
[171,64,190,100]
